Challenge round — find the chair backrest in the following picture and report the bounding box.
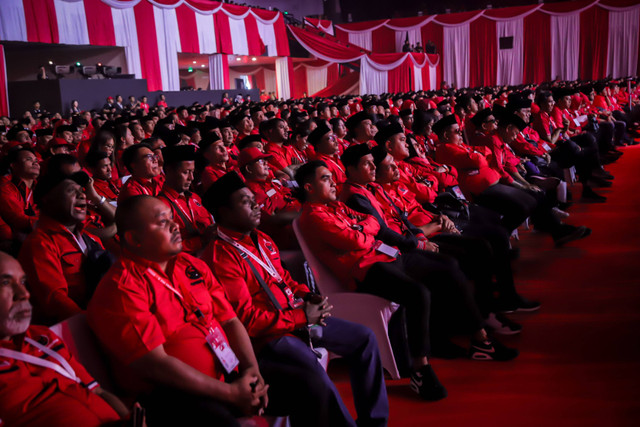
[292,218,349,295]
[50,313,115,391]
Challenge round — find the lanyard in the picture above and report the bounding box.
[164,193,195,224]
[0,338,79,383]
[217,230,282,282]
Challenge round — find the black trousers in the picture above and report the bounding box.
[358,251,483,359]
[474,183,537,232]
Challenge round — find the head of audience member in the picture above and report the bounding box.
[231,112,254,136]
[116,195,182,265]
[432,115,460,144]
[34,170,89,230]
[141,115,155,135]
[308,123,339,157]
[220,121,235,148]
[185,125,202,145]
[457,94,478,116]
[294,160,334,204]
[8,148,40,183]
[199,134,228,168]
[341,144,375,186]
[203,172,259,234]
[346,112,375,143]
[329,118,347,139]
[35,128,54,153]
[115,123,135,152]
[0,251,32,341]
[317,103,331,121]
[471,108,497,135]
[372,144,400,186]
[509,98,533,124]
[116,95,123,104]
[535,91,555,114]
[6,126,32,144]
[406,134,428,159]
[236,134,264,152]
[497,114,526,143]
[291,125,310,153]
[143,137,166,169]
[130,122,145,142]
[412,110,436,138]
[177,106,189,121]
[45,137,74,157]
[55,126,76,145]
[374,122,408,162]
[250,106,265,127]
[122,143,160,179]
[552,88,573,109]
[162,145,197,195]
[238,147,272,182]
[85,150,112,182]
[262,118,288,144]
[399,109,414,132]
[44,154,81,176]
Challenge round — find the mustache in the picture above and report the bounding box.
[9,300,32,319]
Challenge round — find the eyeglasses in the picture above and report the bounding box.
[142,154,159,161]
[452,129,463,135]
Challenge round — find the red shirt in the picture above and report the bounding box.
[201,227,310,348]
[435,142,500,199]
[406,156,459,188]
[0,326,119,427]
[92,177,121,201]
[264,142,292,171]
[299,201,394,290]
[200,164,233,194]
[246,179,300,216]
[87,251,237,391]
[117,175,163,204]
[511,128,546,157]
[19,217,102,324]
[378,181,434,229]
[532,111,560,149]
[396,161,438,205]
[473,133,515,185]
[158,186,214,255]
[0,177,38,233]
[314,153,347,191]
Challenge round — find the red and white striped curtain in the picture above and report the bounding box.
[292,62,340,98]
[0,0,290,92]
[359,53,439,95]
[0,45,9,117]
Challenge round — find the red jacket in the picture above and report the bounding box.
[200,164,234,194]
[264,142,292,171]
[0,177,38,233]
[201,226,310,348]
[117,175,163,204]
[435,142,500,198]
[92,177,121,201]
[397,160,438,204]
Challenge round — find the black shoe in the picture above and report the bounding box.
[581,187,607,203]
[592,169,614,180]
[587,177,612,188]
[485,312,522,335]
[554,225,590,247]
[469,338,519,361]
[431,339,468,359]
[410,365,448,401]
[496,294,541,313]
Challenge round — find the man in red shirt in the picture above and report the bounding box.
[308,123,347,192]
[200,172,388,426]
[88,195,268,425]
[296,161,518,402]
[0,252,128,427]
[118,143,163,203]
[262,118,297,180]
[198,134,236,194]
[85,150,121,202]
[346,112,376,146]
[0,148,39,238]
[159,145,214,255]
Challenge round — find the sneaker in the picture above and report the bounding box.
[554,225,590,247]
[551,207,570,220]
[469,338,519,361]
[496,294,541,313]
[485,313,522,335]
[410,365,448,401]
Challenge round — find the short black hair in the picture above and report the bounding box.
[293,160,328,203]
[116,195,151,242]
[121,143,152,174]
[85,150,110,169]
[42,153,79,176]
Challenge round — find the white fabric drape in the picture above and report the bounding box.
[348,32,373,51]
[153,6,181,91]
[306,67,328,96]
[275,57,291,100]
[395,28,422,53]
[496,18,523,85]
[209,54,226,90]
[111,6,142,78]
[195,12,217,54]
[0,0,28,42]
[429,64,437,90]
[551,14,580,81]
[443,23,470,88]
[256,20,278,56]
[228,17,249,55]
[607,8,640,78]
[54,0,90,45]
[413,65,423,91]
[264,69,277,94]
[360,57,388,95]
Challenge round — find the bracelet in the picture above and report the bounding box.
[98,196,106,206]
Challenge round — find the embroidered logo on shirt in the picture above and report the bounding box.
[185,266,202,281]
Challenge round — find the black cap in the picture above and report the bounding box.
[374,122,404,145]
[35,128,53,138]
[345,111,373,132]
[34,171,90,206]
[499,114,527,131]
[308,123,331,147]
[470,108,493,128]
[340,143,371,168]
[55,125,78,135]
[371,144,389,166]
[6,125,33,141]
[431,115,457,136]
[507,97,532,112]
[162,144,197,168]
[201,171,246,215]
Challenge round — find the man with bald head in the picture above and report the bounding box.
[0,251,128,426]
[88,195,268,426]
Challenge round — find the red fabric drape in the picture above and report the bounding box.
[175,5,199,53]
[0,45,9,117]
[133,1,162,91]
[580,6,609,81]
[388,58,412,93]
[372,27,397,53]
[83,0,116,46]
[272,15,290,56]
[293,67,307,99]
[469,17,497,87]
[288,26,364,62]
[23,0,58,43]
[254,69,266,92]
[434,10,483,25]
[286,57,295,99]
[215,12,233,54]
[244,14,264,56]
[421,22,443,89]
[523,12,550,84]
[222,54,230,90]
[327,64,339,83]
[335,19,387,32]
[334,28,349,44]
[421,65,431,90]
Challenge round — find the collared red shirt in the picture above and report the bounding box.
[0,177,38,233]
[200,164,233,194]
[264,142,292,171]
[18,216,102,324]
[117,175,163,204]
[92,177,121,201]
[378,181,435,229]
[201,226,310,347]
[245,178,300,217]
[87,251,236,390]
[435,142,501,198]
[0,326,119,426]
[396,160,438,205]
[158,185,214,254]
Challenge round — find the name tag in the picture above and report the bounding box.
[375,241,399,258]
[205,327,239,374]
[542,143,552,152]
[266,189,277,198]
[467,169,480,176]
[451,186,466,200]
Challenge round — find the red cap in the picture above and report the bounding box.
[46,137,74,151]
[238,147,272,169]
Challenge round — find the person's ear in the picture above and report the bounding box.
[303,181,314,195]
[123,229,141,248]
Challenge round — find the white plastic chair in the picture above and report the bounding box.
[292,219,401,380]
[563,166,577,184]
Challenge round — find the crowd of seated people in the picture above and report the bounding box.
[0,75,638,425]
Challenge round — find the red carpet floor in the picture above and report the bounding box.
[330,145,640,426]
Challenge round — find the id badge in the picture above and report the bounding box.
[375,241,399,258]
[542,143,552,152]
[451,186,466,201]
[266,189,277,198]
[206,327,240,374]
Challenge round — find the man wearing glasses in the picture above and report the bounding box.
[118,143,164,204]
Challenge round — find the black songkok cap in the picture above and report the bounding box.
[308,123,331,147]
[35,128,53,138]
[340,143,371,168]
[431,114,458,136]
[34,171,90,206]
[162,144,197,168]
[398,108,413,117]
[6,125,33,141]
[371,144,389,167]
[374,122,404,146]
[470,108,493,128]
[202,171,246,215]
[499,114,527,132]
[345,111,373,132]
[507,97,532,112]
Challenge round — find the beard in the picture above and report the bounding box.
[0,300,32,338]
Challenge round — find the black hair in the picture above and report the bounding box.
[293,160,328,203]
[85,150,110,169]
[121,143,152,174]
